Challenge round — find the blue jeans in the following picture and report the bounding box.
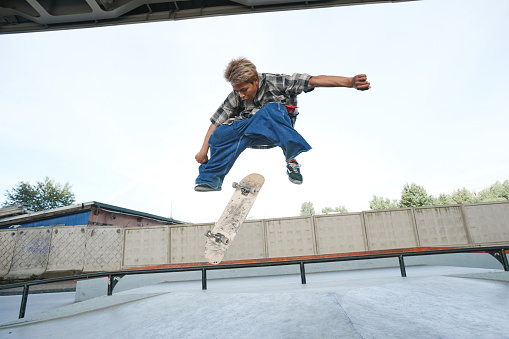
[196,102,312,189]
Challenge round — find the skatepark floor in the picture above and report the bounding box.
[1,265,509,339]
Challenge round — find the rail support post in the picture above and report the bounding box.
[500,249,509,271]
[107,274,114,296]
[19,285,29,319]
[202,268,207,290]
[399,255,407,277]
[300,262,307,284]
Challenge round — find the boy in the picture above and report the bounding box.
[195,58,370,191]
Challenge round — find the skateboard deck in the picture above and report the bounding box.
[204,173,265,265]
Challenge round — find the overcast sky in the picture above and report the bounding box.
[1,0,508,223]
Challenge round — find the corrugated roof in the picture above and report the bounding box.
[0,201,186,228]
[7,211,91,229]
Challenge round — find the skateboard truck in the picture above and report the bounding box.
[232,182,257,196]
[205,230,230,245]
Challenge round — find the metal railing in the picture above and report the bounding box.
[1,245,508,320]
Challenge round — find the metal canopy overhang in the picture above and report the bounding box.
[0,0,415,35]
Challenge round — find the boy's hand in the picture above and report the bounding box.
[195,151,209,164]
[352,74,371,90]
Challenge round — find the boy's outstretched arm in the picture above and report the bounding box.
[195,123,217,164]
[308,74,371,90]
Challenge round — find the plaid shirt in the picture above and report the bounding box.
[210,73,314,127]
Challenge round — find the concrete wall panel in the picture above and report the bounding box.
[84,227,123,272]
[47,226,86,273]
[123,226,170,268]
[266,217,316,257]
[224,220,266,261]
[0,230,17,278]
[463,202,509,245]
[414,206,471,247]
[6,227,52,279]
[315,214,366,254]
[170,223,212,263]
[364,209,418,250]
[0,201,507,277]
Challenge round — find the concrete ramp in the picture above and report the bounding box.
[91,292,361,339]
[1,290,362,338]
[1,266,508,338]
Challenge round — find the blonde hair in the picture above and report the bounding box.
[224,57,258,87]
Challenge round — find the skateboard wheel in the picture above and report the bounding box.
[232,182,238,188]
[221,237,230,245]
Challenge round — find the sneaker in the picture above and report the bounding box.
[194,184,222,192]
[286,160,303,184]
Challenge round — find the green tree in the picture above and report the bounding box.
[369,196,399,210]
[371,179,509,210]
[322,206,349,214]
[433,193,456,206]
[300,202,315,216]
[477,180,509,202]
[450,187,478,204]
[3,177,75,212]
[399,183,434,207]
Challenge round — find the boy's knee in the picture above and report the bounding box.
[209,125,239,146]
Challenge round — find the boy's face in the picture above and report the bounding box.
[233,78,259,101]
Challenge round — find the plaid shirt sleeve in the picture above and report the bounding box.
[268,73,312,95]
[210,91,241,126]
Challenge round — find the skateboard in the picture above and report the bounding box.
[204,173,265,265]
